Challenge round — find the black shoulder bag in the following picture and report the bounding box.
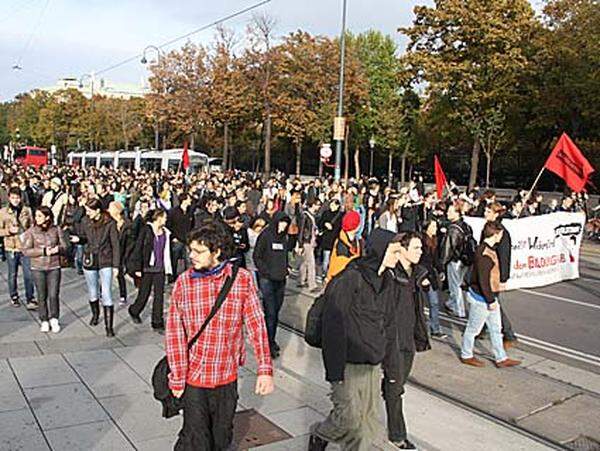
[152,264,240,419]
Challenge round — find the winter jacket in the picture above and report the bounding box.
[116,219,137,267]
[20,225,67,270]
[167,206,193,243]
[317,209,343,251]
[253,212,290,282]
[420,234,444,291]
[479,221,512,283]
[74,215,120,269]
[440,218,473,265]
[299,211,318,246]
[321,229,397,382]
[470,243,501,304]
[0,205,33,251]
[326,230,361,281]
[128,224,173,275]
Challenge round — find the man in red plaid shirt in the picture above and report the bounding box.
[166,220,274,450]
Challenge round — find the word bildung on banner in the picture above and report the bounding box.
[464,212,586,290]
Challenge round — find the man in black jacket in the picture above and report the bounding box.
[309,229,403,451]
[482,203,518,346]
[253,211,291,359]
[383,232,431,450]
[167,193,194,282]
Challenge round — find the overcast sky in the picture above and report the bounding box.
[0,0,543,102]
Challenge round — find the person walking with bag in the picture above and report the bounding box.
[128,209,172,332]
[20,207,67,333]
[70,199,120,337]
[165,219,274,450]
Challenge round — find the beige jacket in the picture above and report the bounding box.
[20,225,67,270]
[0,206,34,251]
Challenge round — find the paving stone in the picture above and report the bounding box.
[518,394,600,444]
[45,420,134,451]
[0,341,42,359]
[411,342,580,421]
[0,359,28,412]
[0,303,36,322]
[238,371,306,415]
[36,335,123,355]
[10,353,79,388]
[528,359,600,394]
[25,382,108,430]
[113,344,165,383]
[136,436,177,451]
[0,321,50,344]
[265,406,324,437]
[251,434,342,451]
[0,408,49,451]
[64,349,150,398]
[100,393,182,443]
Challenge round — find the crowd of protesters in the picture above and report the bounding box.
[0,161,592,450]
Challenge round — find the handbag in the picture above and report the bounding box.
[152,264,240,419]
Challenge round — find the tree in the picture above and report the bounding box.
[400,0,537,188]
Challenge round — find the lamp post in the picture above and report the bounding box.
[141,45,164,151]
[369,137,375,176]
[333,0,347,181]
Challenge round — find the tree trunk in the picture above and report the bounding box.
[486,153,491,188]
[401,152,407,185]
[468,137,481,190]
[264,115,271,179]
[354,144,360,179]
[343,126,350,186]
[222,122,229,171]
[388,149,393,187]
[295,141,302,177]
[190,133,195,154]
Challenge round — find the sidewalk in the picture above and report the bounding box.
[0,265,557,450]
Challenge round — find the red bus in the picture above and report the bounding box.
[14,146,48,168]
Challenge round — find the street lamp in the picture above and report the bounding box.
[333,0,347,181]
[369,137,375,177]
[141,45,165,151]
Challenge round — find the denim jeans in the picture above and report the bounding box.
[6,251,34,301]
[74,245,84,272]
[83,268,114,306]
[461,292,507,363]
[447,260,468,317]
[32,269,61,321]
[322,250,331,277]
[426,289,441,334]
[259,277,286,349]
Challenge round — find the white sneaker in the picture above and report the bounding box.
[40,321,50,333]
[49,318,61,333]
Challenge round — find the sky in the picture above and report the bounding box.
[0,0,543,102]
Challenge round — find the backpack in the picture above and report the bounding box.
[450,222,477,266]
[304,273,344,348]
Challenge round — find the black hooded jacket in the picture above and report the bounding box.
[253,211,291,281]
[321,229,397,382]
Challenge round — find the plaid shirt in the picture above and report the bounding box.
[165,263,273,390]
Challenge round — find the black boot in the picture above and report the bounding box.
[89,300,100,326]
[308,434,328,451]
[104,306,115,337]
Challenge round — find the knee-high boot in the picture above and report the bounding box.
[103,306,115,337]
[89,300,100,326]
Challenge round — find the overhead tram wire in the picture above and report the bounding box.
[93,0,271,77]
[0,0,38,25]
[14,0,50,68]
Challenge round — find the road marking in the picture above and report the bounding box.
[517,289,600,311]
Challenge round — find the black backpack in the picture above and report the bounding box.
[450,223,477,266]
[304,273,344,348]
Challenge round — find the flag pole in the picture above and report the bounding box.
[518,166,546,218]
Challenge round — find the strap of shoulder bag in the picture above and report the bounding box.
[186,263,240,351]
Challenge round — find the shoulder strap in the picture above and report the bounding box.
[187,264,240,351]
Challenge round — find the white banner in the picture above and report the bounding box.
[464,212,586,290]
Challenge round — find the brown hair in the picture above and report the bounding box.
[482,221,503,239]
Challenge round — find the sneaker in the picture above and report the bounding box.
[119,297,127,306]
[495,358,521,368]
[49,318,61,334]
[40,321,50,333]
[391,439,417,449]
[460,357,486,368]
[431,331,448,339]
[10,297,20,308]
[26,300,38,311]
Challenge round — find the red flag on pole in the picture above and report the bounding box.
[544,133,594,192]
[434,155,448,199]
[182,141,190,171]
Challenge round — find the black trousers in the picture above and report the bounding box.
[382,351,415,443]
[32,269,61,321]
[175,381,238,451]
[129,271,165,327]
[259,277,286,349]
[117,265,127,300]
[170,241,188,282]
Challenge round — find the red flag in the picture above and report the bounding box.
[434,155,448,199]
[544,133,594,192]
[182,141,190,171]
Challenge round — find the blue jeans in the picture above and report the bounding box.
[259,277,286,349]
[83,268,114,306]
[6,251,34,301]
[426,289,441,334]
[74,245,84,272]
[447,261,468,317]
[322,250,331,277]
[461,292,507,363]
